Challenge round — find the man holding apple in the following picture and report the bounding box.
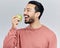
[3,1,57,48]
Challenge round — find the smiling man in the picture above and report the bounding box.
[3,1,57,48]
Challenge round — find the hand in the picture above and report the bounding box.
[11,16,20,28]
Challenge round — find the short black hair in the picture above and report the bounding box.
[28,1,44,19]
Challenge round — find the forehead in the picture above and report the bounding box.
[25,4,36,9]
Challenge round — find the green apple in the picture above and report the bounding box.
[16,14,22,21]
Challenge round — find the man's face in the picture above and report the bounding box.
[24,4,36,24]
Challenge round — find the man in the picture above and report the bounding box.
[3,1,57,48]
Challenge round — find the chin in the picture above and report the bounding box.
[25,22,29,24]
[24,20,30,24]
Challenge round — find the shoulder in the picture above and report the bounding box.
[16,27,27,33]
[42,25,56,35]
[42,25,57,41]
[16,25,29,32]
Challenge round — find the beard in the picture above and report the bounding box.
[25,18,34,24]
[24,14,35,24]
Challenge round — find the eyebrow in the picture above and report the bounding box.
[24,8,35,12]
[24,8,31,10]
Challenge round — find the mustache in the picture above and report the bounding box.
[24,14,29,17]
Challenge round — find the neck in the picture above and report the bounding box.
[30,20,42,29]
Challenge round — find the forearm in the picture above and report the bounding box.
[3,28,18,48]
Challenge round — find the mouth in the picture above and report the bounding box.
[24,14,30,20]
[24,16,29,21]
[25,16,29,18]
[24,14,29,17]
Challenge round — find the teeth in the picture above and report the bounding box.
[25,16,28,17]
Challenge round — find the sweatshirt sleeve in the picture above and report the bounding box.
[48,32,57,48]
[3,28,18,48]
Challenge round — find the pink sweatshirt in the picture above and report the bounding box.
[3,25,57,48]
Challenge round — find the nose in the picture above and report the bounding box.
[24,9,27,15]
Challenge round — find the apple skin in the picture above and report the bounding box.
[16,14,22,21]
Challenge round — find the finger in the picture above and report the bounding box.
[12,16,17,19]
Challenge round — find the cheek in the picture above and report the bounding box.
[28,12,35,17]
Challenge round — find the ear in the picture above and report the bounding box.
[35,12,40,18]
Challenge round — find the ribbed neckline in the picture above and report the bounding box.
[26,25,44,31]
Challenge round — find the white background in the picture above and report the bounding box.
[0,0,60,48]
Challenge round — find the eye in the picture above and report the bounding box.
[24,8,32,12]
[27,9,30,12]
